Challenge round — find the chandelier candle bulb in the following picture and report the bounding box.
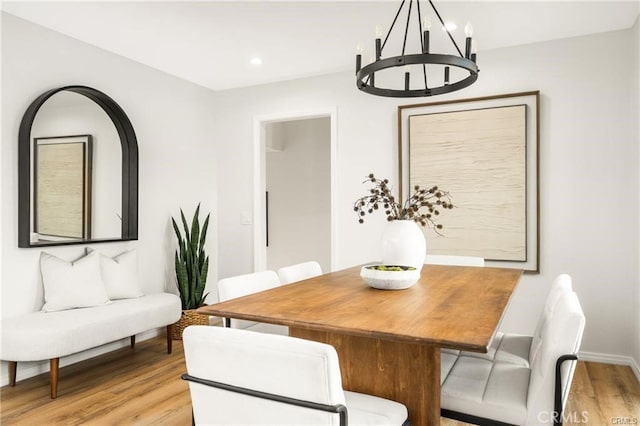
[423,15,432,31]
[464,21,473,37]
[464,21,473,59]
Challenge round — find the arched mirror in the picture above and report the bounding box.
[18,86,138,247]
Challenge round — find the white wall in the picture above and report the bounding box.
[215,27,639,362]
[266,117,331,272]
[1,13,218,384]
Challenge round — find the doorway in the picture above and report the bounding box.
[253,109,337,273]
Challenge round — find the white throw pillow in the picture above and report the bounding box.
[41,251,111,312]
[88,248,143,299]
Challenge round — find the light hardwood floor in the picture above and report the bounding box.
[1,335,639,425]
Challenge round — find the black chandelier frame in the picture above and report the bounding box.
[356,0,479,98]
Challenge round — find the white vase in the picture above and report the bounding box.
[381,220,426,270]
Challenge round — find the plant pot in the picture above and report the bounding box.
[170,309,209,340]
[381,220,426,270]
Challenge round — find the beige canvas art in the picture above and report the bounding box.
[409,105,527,261]
[35,139,89,239]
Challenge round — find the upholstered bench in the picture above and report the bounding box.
[0,248,182,398]
[1,293,181,398]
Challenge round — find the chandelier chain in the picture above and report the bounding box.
[381,0,406,52]
[401,0,413,56]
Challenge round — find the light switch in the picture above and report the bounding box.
[241,210,252,225]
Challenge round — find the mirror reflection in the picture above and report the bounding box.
[29,91,122,245]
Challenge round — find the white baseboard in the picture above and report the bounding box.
[1,328,161,388]
[579,350,640,383]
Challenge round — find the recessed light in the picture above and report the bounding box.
[250,57,263,65]
[442,22,457,32]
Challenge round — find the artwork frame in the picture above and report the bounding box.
[398,91,539,272]
[33,134,93,241]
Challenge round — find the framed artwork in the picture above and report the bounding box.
[33,135,93,241]
[398,91,539,272]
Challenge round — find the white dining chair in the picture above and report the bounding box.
[277,261,323,284]
[217,270,288,335]
[456,273,574,366]
[441,290,585,426]
[425,254,485,267]
[182,326,410,426]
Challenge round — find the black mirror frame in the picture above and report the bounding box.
[18,85,138,248]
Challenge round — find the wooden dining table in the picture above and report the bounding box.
[198,264,522,425]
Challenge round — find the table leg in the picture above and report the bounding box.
[290,328,441,426]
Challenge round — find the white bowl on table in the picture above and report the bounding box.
[360,264,420,290]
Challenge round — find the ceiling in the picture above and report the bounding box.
[2,1,638,91]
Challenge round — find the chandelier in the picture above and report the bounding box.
[356,0,479,98]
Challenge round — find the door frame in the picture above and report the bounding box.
[252,107,338,272]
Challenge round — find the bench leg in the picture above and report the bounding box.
[166,325,173,354]
[130,335,136,348]
[50,358,59,399]
[8,361,17,386]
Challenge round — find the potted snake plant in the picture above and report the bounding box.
[170,204,211,339]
